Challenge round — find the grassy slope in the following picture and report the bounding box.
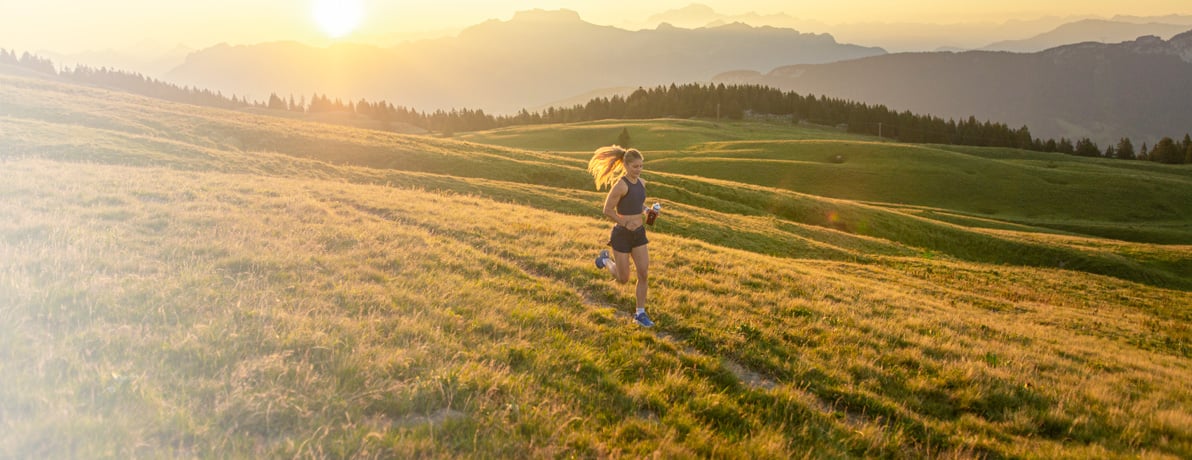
[2,71,1191,458]
[457,118,877,153]
[463,123,1192,245]
[459,121,1192,289]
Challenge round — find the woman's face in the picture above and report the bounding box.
[625,158,643,179]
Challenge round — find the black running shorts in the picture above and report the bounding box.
[609,225,648,253]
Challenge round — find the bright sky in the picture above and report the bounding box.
[3,0,1191,54]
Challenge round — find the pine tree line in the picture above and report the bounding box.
[4,49,1190,164]
[60,65,252,109]
[1,49,253,109]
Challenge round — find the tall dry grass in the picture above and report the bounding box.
[2,157,1189,458]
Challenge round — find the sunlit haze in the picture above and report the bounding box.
[3,0,1191,54]
[312,0,366,38]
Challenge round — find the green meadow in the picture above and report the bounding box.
[2,70,1191,458]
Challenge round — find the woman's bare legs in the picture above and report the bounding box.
[630,244,649,309]
[606,250,631,284]
[600,246,652,326]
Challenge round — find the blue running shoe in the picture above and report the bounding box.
[634,311,655,328]
[595,249,610,269]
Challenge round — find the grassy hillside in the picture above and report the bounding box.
[461,122,1192,245]
[456,118,876,153]
[454,118,1192,288]
[652,141,1192,243]
[3,71,1191,458]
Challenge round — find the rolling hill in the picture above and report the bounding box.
[2,67,1190,458]
[459,122,1192,245]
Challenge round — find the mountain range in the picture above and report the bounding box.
[30,4,1192,77]
[163,9,883,114]
[980,19,1192,52]
[40,6,1192,147]
[715,31,1192,146]
[641,4,1192,53]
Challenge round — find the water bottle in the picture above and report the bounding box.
[646,202,661,225]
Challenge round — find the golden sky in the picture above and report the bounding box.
[3,0,1191,54]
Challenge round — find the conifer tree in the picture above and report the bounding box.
[1115,138,1135,160]
[1151,137,1180,164]
[267,93,286,110]
[1074,138,1100,157]
[616,128,631,148]
[1057,138,1074,154]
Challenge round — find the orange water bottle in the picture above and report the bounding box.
[646,202,661,225]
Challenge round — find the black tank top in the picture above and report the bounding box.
[616,176,645,215]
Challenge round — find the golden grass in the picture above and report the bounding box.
[3,70,1190,458]
[3,156,1190,458]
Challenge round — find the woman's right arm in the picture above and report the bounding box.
[603,181,627,226]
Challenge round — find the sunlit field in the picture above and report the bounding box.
[462,122,1192,245]
[2,70,1190,458]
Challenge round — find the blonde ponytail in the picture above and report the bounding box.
[587,145,643,190]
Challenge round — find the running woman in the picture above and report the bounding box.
[588,145,656,327]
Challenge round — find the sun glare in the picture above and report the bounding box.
[312,0,364,38]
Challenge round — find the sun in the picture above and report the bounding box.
[311,0,365,38]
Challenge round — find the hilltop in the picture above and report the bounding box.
[1,70,1190,458]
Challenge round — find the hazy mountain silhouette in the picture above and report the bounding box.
[643,3,828,34]
[644,3,723,28]
[635,3,1088,52]
[982,19,1192,52]
[163,9,884,114]
[1113,14,1192,25]
[715,31,1192,146]
[639,4,1192,54]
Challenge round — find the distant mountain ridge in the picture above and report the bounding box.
[715,30,1192,146]
[981,19,1192,52]
[643,3,828,34]
[640,3,1192,54]
[164,9,884,114]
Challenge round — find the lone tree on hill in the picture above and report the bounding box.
[616,127,632,148]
